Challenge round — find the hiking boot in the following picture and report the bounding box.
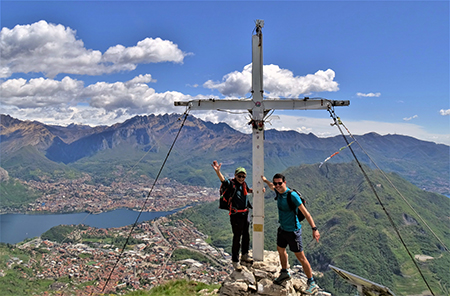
[273,270,291,285]
[304,279,319,295]
[232,261,242,271]
[241,253,253,263]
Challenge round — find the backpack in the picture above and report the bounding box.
[219,179,237,210]
[219,179,250,214]
[275,189,306,222]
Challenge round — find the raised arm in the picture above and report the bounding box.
[261,175,275,191]
[211,160,225,182]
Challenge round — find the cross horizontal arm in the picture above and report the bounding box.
[174,98,349,111]
[263,98,349,110]
[174,99,254,110]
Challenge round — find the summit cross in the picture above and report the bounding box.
[174,20,349,261]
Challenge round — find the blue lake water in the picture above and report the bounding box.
[0,208,180,244]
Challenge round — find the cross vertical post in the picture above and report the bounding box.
[174,20,349,262]
[250,20,265,261]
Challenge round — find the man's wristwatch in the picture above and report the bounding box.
[312,227,318,231]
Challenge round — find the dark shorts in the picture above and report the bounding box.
[277,227,303,253]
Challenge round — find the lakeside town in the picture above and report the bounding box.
[3,214,231,295]
[1,174,234,294]
[1,175,217,214]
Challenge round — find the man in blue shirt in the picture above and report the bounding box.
[212,160,253,271]
[262,173,320,295]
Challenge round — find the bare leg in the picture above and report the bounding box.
[277,246,288,269]
[294,251,312,278]
[274,245,293,284]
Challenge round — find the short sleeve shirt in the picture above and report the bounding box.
[277,187,303,232]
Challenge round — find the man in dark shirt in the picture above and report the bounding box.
[212,160,253,271]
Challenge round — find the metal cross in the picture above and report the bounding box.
[175,20,349,261]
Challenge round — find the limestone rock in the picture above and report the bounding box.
[220,280,249,295]
[218,250,331,296]
[233,266,256,285]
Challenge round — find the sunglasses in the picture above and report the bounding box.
[236,175,246,179]
[273,182,283,186]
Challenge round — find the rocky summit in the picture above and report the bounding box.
[219,251,330,296]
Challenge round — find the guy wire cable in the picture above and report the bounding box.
[95,108,191,294]
[327,108,436,296]
[330,109,449,254]
[59,114,190,296]
[128,112,193,173]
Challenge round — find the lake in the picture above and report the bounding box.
[0,208,181,244]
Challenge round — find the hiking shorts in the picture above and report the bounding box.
[277,227,303,253]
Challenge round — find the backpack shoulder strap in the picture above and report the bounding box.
[286,189,296,212]
[293,189,305,206]
[242,181,248,196]
[274,191,279,200]
[231,178,239,197]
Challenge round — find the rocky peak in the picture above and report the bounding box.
[0,116,56,154]
[219,251,330,296]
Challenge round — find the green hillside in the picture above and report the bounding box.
[0,178,40,209]
[1,145,81,181]
[175,162,450,296]
[69,142,207,186]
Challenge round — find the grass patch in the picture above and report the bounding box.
[171,248,217,267]
[126,279,220,296]
[78,253,92,259]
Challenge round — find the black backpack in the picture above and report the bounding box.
[219,179,237,210]
[219,179,251,213]
[275,189,306,222]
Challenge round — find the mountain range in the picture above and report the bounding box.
[1,113,448,196]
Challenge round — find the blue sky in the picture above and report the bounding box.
[1,1,449,145]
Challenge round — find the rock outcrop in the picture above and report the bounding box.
[219,250,331,296]
[0,167,9,182]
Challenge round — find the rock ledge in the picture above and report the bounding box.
[219,250,331,296]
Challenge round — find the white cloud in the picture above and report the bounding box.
[125,74,156,86]
[0,73,251,132]
[0,74,219,126]
[203,64,339,97]
[84,82,190,114]
[356,92,381,97]
[0,75,199,115]
[0,20,189,78]
[440,109,450,116]
[403,115,418,121]
[203,64,252,96]
[0,76,84,108]
[0,105,137,127]
[103,37,187,65]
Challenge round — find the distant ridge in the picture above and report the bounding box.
[0,113,448,195]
